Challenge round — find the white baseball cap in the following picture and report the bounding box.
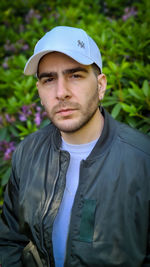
[24,26,102,75]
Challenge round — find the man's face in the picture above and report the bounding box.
[37,52,106,135]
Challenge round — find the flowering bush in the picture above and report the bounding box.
[0,103,49,196]
[0,141,15,161]
[0,0,150,205]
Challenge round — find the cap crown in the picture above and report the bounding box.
[24,26,102,75]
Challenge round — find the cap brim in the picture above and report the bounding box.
[24,49,94,75]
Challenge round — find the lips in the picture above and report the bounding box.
[56,108,76,116]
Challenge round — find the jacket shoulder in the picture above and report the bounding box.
[117,121,150,156]
[20,123,54,144]
[13,123,59,159]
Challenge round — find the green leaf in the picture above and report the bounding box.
[40,119,50,128]
[102,100,117,107]
[111,103,121,118]
[0,98,6,108]
[9,125,19,137]
[1,167,11,186]
[0,128,7,141]
[121,61,130,70]
[101,32,106,45]
[27,120,32,130]
[25,76,35,89]
[16,124,28,132]
[139,124,150,134]
[108,61,118,73]
[8,97,17,106]
[126,117,137,128]
[142,80,149,97]
[128,88,144,100]
[121,103,137,115]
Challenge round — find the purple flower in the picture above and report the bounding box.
[22,105,31,115]
[5,114,12,123]
[42,111,47,118]
[122,6,137,21]
[19,114,27,121]
[31,103,36,108]
[0,141,16,161]
[4,148,12,160]
[22,44,29,51]
[17,39,29,51]
[18,104,47,126]
[4,40,16,53]
[18,105,32,121]
[25,9,41,23]
[2,56,10,70]
[2,62,8,69]
[5,114,16,123]
[36,106,42,112]
[34,113,41,126]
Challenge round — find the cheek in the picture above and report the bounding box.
[38,94,53,111]
[38,89,53,102]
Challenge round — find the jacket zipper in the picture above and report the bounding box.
[39,151,61,266]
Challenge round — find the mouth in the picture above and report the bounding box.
[56,108,76,117]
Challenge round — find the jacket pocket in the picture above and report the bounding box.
[21,241,43,267]
[79,199,97,242]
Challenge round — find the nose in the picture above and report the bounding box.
[56,77,71,100]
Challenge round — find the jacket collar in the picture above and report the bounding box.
[87,108,118,160]
[52,108,118,159]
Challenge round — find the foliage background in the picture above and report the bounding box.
[0,0,150,207]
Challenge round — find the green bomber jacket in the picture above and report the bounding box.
[0,108,150,266]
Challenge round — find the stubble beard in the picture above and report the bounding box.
[45,85,100,134]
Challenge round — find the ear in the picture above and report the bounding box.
[36,81,41,96]
[36,81,43,105]
[36,81,39,90]
[97,74,107,101]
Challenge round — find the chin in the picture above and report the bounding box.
[53,120,81,133]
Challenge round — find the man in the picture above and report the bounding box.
[0,26,150,267]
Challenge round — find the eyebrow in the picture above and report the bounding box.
[38,67,89,80]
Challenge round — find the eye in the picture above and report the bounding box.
[70,73,82,79]
[73,74,80,78]
[42,77,54,84]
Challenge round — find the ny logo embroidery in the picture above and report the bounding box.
[77,40,85,48]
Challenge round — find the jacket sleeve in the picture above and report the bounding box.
[142,201,150,266]
[0,151,29,266]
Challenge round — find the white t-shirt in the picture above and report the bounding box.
[52,138,98,267]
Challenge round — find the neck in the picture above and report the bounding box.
[61,109,104,145]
